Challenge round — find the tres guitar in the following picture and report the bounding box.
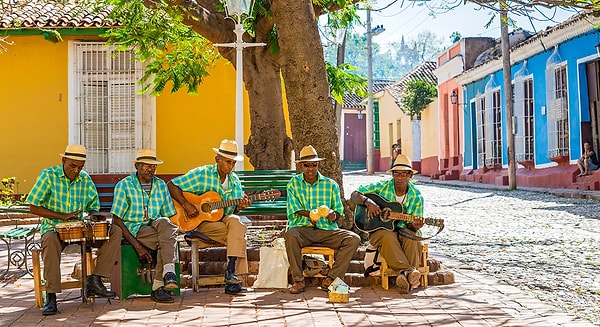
[171,190,281,232]
[354,193,444,234]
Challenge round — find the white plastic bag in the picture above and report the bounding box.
[252,238,290,289]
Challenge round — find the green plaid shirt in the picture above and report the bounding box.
[111,173,177,236]
[26,165,99,235]
[286,172,343,230]
[356,179,423,229]
[170,164,243,216]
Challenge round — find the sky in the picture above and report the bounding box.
[350,0,580,47]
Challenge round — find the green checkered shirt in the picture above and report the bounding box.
[26,165,99,235]
[170,164,244,216]
[286,172,343,230]
[111,173,177,236]
[356,179,423,229]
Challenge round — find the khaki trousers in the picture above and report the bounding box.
[196,214,248,274]
[369,229,423,272]
[135,217,179,279]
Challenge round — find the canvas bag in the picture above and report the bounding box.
[363,243,381,277]
[302,255,330,277]
[252,238,290,289]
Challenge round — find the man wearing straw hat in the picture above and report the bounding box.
[27,144,122,315]
[111,149,179,303]
[285,145,360,294]
[168,139,252,295]
[350,154,425,294]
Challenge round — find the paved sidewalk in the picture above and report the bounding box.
[0,251,596,327]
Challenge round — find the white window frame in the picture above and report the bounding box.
[68,41,156,174]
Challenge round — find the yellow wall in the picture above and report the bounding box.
[420,99,439,159]
[0,33,273,192]
[377,90,413,161]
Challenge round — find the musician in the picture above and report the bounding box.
[110,149,179,303]
[350,154,424,294]
[167,139,251,295]
[285,145,360,294]
[26,144,122,316]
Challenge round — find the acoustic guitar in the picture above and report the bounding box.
[170,190,281,232]
[354,193,444,233]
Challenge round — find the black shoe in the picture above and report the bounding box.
[151,286,175,303]
[224,270,241,284]
[163,272,178,290]
[42,293,58,316]
[86,275,116,298]
[224,283,247,295]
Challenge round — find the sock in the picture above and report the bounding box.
[227,256,237,274]
[152,279,164,291]
[163,263,175,275]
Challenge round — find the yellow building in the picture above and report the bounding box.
[375,62,440,176]
[0,5,254,192]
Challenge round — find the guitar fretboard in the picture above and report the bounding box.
[207,193,269,211]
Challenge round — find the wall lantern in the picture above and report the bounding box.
[450,90,459,105]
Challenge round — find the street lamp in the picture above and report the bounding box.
[450,90,459,105]
[215,0,265,170]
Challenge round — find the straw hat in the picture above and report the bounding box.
[213,139,244,161]
[60,144,87,161]
[133,149,163,165]
[295,145,325,163]
[387,154,418,174]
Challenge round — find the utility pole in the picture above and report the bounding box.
[500,2,516,190]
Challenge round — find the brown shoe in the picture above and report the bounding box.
[405,269,420,290]
[395,274,409,294]
[320,277,334,291]
[289,280,305,294]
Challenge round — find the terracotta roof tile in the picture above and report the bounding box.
[343,79,395,109]
[387,61,437,101]
[0,0,114,29]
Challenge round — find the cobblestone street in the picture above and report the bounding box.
[344,172,600,325]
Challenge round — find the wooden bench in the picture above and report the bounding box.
[0,206,39,278]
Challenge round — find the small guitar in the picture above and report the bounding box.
[354,193,444,234]
[171,190,281,232]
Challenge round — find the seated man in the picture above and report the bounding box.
[577,142,599,177]
[168,139,252,295]
[111,149,179,303]
[27,144,122,316]
[350,154,424,293]
[285,145,360,294]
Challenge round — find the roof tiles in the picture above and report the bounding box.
[0,0,114,29]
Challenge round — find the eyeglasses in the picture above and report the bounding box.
[392,171,413,177]
[302,163,318,168]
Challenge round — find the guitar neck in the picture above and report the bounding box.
[210,193,263,210]
[388,211,418,222]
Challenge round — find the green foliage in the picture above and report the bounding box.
[326,62,367,104]
[101,0,219,95]
[0,177,24,206]
[398,79,437,119]
[450,31,462,43]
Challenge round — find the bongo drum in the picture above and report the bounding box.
[56,222,85,243]
[85,221,109,242]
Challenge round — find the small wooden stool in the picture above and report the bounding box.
[32,248,95,308]
[301,246,335,278]
[190,239,227,292]
[380,243,429,290]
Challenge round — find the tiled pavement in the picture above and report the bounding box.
[0,250,596,327]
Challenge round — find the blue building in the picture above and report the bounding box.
[455,11,600,189]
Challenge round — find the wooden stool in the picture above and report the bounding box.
[380,243,429,290]
[32,248,95,308]
[301,246,335,278]
[190,239,227,292]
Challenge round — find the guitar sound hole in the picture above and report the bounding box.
[200,203,212,213]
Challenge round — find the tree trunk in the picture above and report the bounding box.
[271,0,351,228]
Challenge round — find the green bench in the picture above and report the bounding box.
[236,170,296,216]
[0,207,39,278]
